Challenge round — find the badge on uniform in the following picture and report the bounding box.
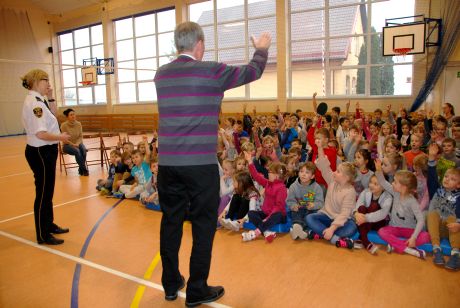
[33,107,43,118]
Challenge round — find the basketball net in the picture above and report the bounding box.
[393,48,412,59]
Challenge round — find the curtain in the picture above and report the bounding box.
[410,0,460,112]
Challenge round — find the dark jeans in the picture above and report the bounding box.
[63,143,87,173]
[157,164,220,299]
[226,194,250,220]
[306,212,357,242]
[291,208,317,228]
[248,210,285,233]
[357,205,388,247]
[25,144,58,242]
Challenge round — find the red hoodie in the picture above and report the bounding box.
[307,126,337,187]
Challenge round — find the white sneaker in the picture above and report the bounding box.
[219,218,231,230]
[229,220,240,232]
[290,223,307,240]
[242,230,257,242]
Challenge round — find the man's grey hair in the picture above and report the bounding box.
[174,22,205,53]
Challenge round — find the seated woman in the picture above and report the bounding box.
[60,108,88,176]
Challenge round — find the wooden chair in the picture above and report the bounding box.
[100,132,121,157]
[83,133,109,171]
[58,143,80,175]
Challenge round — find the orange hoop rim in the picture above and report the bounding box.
[79,81,93,86]
[393,48,412,56]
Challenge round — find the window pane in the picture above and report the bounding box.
[224,85,245,99]
[371,0,415,33]
[119,82,136,103]
[159,56,173,66]
[117,40,134,61]
[291,66,324,97]
[92,44,104,60]
[370,66,397,95]
[61,50,75,65]
[329,5,364,37]
[248,0,275,18]
[203,51,215,61]
[95,85,107,104]
[218,48,246,65]
[248,17,276,46]
[60,33,73,50]
[135,14,155,36]
[291,39,326,65]
[138,82,156,101]
[136,35,156,58]
[218,22,245,49]
[290,0,324,12]
[137,58,157,81]
[157,10,176,32]
[291,10,324,41]
[74,28,90,48]
[202,25,215,50]
[217,0,244,23]
[118,61,135,82]
[115,18,133,40]
[91,25,103,44]
[330,68,361,95]
[329,36,364,65]
[158,32,175,56]
[393,64,412,95]
[190,1,213,24]
[250,66,277,98]
[330,0,362,6]
[75,47,91,66]
[62,69,76,87]
[64,88,77,106]
[78,87,93,104]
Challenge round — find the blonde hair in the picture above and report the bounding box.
[395,170,418,197]
[380,123,392,136]
[385,152,404,170]
[241,141,255,153]
[262,135,275,145]
[21,69,48,90]
[339,162,357,183]
[445,168,460,179]
[413,154,428,177]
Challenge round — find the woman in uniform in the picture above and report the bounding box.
[60,108,88,176]
[21,69,71,245]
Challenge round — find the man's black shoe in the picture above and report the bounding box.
[185,286,225,307]
[164,275,185,301]
[38,235,64,245]
[50,225,69,234]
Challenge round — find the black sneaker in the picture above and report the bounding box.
[185,286,225,307]
[433,248,445,266]
[37,235,64,245]
[164,275,185,301]
[307,230,321,240]
[335,238,354,249]
[445,254,460,271]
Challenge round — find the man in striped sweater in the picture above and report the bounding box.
[154,21,271,307]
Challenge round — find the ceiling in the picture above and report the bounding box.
[29,0,104,15]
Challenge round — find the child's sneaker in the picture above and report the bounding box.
[414,248,426,259]
[228,220,241,232]
[242,230,257,242]
[263,231,276,243]
[335,238,354,249]
[353,239,364,249]
[307,230,321,240]
[290,223,307,240]
[219,218,231,230]
[112,191,124,199]
[386,244,394,254]
[100,188,110,196]
[445,254,460,271]
[366,243,379,255]
[433,248,445,266]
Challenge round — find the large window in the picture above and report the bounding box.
[58,24,106,105]
[189,0,277,99]
[114,8,176,103]
[289,0,415,98]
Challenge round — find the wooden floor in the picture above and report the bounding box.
[0,135,459,308]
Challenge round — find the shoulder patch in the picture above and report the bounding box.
[33,107,43,118]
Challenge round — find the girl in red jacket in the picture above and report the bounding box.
[241,151,288,243]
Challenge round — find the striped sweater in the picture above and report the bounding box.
[154,50,268,166]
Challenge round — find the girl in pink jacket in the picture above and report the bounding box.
[242,151,287,243]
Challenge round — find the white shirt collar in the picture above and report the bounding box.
[179,53,196,60]
[29,90,44,100]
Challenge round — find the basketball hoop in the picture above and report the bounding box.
[79,81,93,86]
[393,47,412,59]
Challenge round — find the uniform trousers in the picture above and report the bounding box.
[157,164,220,299]
[25,144,58,242]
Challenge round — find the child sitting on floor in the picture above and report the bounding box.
[287,162,324,240]
[118,150,152,199]
[139,158,159,206]
[241,151,287,243]
[96,150,122,195]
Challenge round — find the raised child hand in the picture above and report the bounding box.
[428,143,438,161]
[375,159,382,171]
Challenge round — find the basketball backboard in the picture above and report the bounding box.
[382,22,426,56]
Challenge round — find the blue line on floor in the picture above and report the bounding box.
[70,198,124,308]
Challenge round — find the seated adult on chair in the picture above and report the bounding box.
[60,108,88,176]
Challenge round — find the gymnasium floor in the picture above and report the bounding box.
[0,135,459,308]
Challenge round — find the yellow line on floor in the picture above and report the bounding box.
[130,252,161,308]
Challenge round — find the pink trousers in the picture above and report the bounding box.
[378,226,431,253]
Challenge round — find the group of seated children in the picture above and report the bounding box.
[95,135,159,206]
[216,98,460,271]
